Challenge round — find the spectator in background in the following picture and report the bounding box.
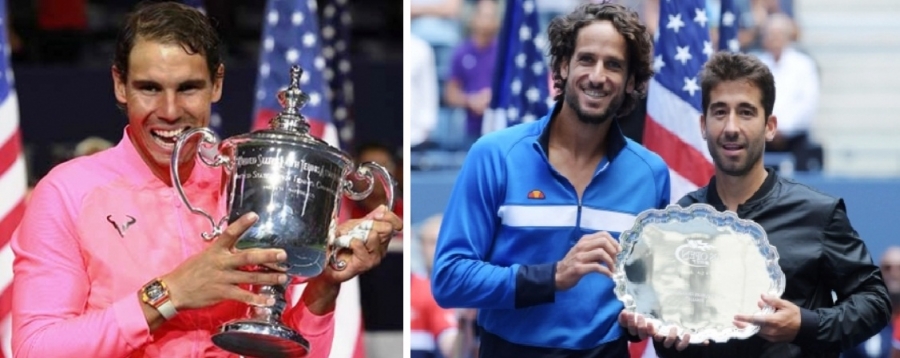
[349,142,403,220]
[754,13,819,155]
[706,0,758,51]
[411,0,463,76]
[881,247,900,297]
[73,136,113,157]
[750,0,787,26]
[24,135,110,213]
[410,0,463,41]
[455,307,480,358]
[745,0,793,51]
[843,246,900,358]
[443,0,499,146]
[410,34,440,150]
[6,3,23,59]
[894,322,900,358]
[411,214,459,358]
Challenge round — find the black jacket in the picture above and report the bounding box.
[654,169,891,358]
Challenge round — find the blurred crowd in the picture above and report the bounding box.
[410,0,823,172]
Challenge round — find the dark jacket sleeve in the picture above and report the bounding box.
[794,199,891,352]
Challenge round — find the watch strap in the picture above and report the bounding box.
[156,299,177,320]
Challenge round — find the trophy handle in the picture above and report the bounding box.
[329,162,396,270]
[342,162,395,210]
[170,127,230,240]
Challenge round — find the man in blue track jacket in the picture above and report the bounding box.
[430,3,670,357]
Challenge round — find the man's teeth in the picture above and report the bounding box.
[152,128,186,139]
[154,136,174,147]
[584,89,605,97]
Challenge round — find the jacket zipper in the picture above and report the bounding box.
[579,160,611,231]
[537,146,611,233]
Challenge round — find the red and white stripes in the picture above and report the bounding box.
[644,78,714,202]
[0,88,24,358]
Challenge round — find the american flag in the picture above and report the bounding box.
[718,0,741,52]
[253,1,362,357]
[482,0,552,135]
[250,0,339,150]
[0,1,26,356]
[320,0,354,150]
[643,0,715,201]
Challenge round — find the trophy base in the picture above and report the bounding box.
[212,320,309,358]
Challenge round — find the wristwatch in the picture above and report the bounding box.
[140,278,178,320]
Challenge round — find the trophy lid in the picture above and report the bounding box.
[234,65,350,166]
[269,65,313,134]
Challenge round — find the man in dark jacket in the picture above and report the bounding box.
[619,52,891,357]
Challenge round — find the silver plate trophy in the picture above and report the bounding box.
[170,65,395,357]
[613,204,785,344]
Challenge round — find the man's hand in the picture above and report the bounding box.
[162,212,289,310]
[302,206,402,314]
[619,310,656,340]
[619,311,707,351]
[467,89,492,116]
[318,205,403,285]
[733,294,801,343]
[656,326,701,351]
[555,231,620,290]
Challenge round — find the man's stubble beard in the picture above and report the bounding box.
[562,78,626,125]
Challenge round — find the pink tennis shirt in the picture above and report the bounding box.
[11,129,335,357]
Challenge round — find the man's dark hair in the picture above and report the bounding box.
[547,3,653,118]
[113,1,223,83]
[700,52,776,119]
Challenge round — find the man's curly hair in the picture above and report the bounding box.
[547,3,653,118]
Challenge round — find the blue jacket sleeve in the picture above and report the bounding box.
[657,163,671,208]
[430,138,522,309]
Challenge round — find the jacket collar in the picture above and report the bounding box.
[535,100,628,162]
[706,167,778,212]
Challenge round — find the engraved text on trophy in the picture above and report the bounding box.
[226,145,343,277]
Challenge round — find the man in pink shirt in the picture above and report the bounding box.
[10,2,402,357]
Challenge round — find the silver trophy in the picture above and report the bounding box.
[170,65,395,357]
[613,204,785,343]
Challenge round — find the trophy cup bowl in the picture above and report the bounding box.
[170,65,395,357]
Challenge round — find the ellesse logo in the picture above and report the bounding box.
[526,190,545,199]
